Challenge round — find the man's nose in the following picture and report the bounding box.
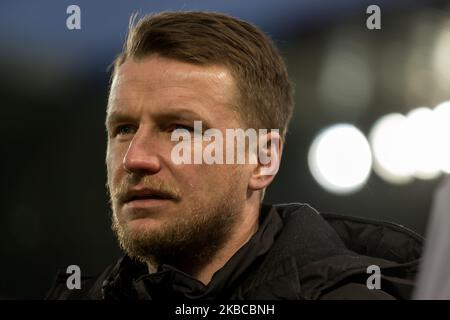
[123,129,161,175]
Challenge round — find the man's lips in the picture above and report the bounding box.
[120,188,177,208]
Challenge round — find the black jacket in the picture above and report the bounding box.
[47,203,422,300]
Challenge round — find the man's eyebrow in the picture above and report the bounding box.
[105,111,136,128]
[105,108,212,128]
[154,108,212,128]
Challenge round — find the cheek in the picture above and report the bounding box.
[106,143,126,185]
[192,164,245,193]
[172,163,221,196]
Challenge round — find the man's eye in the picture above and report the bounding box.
[168,124,194,132]
[115,125,136,136]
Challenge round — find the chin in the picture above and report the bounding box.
[125,215,165,232]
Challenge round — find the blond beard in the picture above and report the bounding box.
[108,173,243,274]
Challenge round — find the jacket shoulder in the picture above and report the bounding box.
[249,203,424,300]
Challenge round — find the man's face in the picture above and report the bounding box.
[106,55,252,267]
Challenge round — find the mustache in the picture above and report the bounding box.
[109,175,182,203]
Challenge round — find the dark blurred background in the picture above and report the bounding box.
[1,0,449,299]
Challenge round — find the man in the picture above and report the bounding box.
[47,11,422,300]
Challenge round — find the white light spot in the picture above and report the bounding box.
[369,113,415,184]
[308,124,372,194]
[434,101,450,174]
[406,107,442,180]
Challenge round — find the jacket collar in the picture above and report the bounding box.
[101,202,422,300]
[232,203,422,299]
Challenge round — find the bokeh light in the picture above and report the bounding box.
[406,107,442,180]
[308,124,372,195]
[434,101,450,174]
[369,113,415,184]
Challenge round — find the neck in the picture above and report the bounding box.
[146,201,261,285]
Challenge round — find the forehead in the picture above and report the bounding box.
[108,56,240,122]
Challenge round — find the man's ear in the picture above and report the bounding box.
[248,130,283,191]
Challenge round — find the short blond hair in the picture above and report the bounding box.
[112,11,294,141]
